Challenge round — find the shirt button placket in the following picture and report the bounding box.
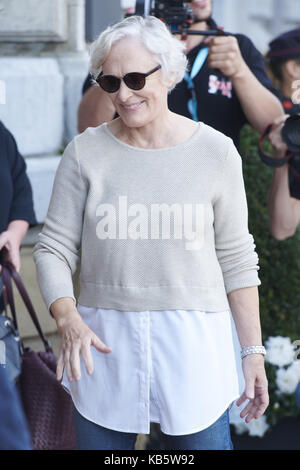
[140,312,150,422]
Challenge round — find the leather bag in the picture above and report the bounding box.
[0,247,76,450]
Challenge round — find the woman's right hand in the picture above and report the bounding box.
[52,299,112,382]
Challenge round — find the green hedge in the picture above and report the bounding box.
[240,125,300,341]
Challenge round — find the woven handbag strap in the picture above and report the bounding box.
[1,254,52,353]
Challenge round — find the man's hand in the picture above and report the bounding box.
[205,35,247,79]
[0,221,29,273]
[268,114,289,159]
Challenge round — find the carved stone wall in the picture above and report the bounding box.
[0,0,68,42]
[0,1,90,337]
[0,0,89,223]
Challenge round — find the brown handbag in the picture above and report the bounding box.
[0,247,76,450]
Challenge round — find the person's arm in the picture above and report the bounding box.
[33,138,86,316]
[213,141,268,422]
[267,116,300,240]
[228,286,262,348]
[0,125,37,272]
[77,85,116,133]
[5,125,37,229]
[33,137,113,382]
[213,141,261,295]
[267,164,300,240]
[206,35,284,133]
[227,286,268,423]
[231,64,284,134]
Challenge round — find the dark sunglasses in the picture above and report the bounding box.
[96,64,162,93]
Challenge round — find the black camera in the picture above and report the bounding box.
[150,0,194,31]
[281,114,300,154]
[133,0,231,38]
[282,114,300,199]
[259,114,300,199]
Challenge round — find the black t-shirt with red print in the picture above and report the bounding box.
[167,19,279,149]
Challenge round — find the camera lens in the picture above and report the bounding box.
[281,114,300,153]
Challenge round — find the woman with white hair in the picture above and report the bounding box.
[33,15,268,450]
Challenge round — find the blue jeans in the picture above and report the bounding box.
[0,366,32,450]
[73,406,233,450]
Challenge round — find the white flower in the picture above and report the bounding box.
[229,400,249,435]
[234,421,249,435]
[276,362,300,394]
[265,336,295,367]
[246,415,270,437]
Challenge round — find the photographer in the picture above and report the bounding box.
[78,1,284,149]
[0,122,37,313]
[266,28,300,115]
[266,29,300,241]
[167,0,284,149]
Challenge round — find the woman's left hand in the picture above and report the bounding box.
[236,354,269,423]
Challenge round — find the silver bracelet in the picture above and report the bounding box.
[241,345,266,359]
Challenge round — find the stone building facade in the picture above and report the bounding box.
[213,0,300,53]
[0,0,89,340]
[0,0,88,221]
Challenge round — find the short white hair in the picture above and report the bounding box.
[89,15,188,92]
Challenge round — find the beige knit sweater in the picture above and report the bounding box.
[33,121,261,313]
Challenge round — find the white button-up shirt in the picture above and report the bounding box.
[61,304,243,436]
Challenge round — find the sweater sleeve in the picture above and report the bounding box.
[213,141,261,294]
[6,127,37,228]
[33,138,86,315]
